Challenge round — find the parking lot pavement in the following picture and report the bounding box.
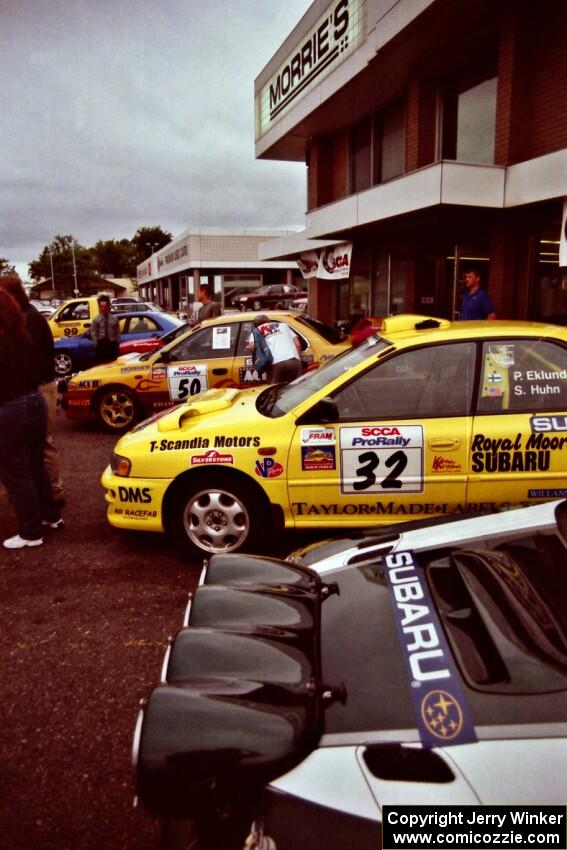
[0,411,200,850]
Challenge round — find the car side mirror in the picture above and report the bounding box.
[159,350,171,363]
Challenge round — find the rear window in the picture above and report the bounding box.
[295,314,346,345]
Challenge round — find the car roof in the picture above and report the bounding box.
[198,309,305,329]
[377,314,567,343]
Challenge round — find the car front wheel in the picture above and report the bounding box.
[170,474,270,557]
[95,386,140,433]
[54,351,74,377]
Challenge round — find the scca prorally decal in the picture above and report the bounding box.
[340,425,423,495]
[383,550,477,748]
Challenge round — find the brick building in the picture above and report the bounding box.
[254,0,567,326]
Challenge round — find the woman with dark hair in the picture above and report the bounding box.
[0,289,62,549]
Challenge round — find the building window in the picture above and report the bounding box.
[379,100,405,181]
[349,100,405,193]
[441,72,497,164]
[351,117,372,193]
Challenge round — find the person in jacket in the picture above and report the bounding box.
[0,275,65,506]
[0,290,63,549]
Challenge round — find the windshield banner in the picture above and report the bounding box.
[383,550,477,748]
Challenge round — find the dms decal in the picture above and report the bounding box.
[301,427,336,445]
[301,446,336,471]
[471,432,567,472]
[432,456,462,473]
[530,415,567,433]
[118,486,151,504]
[383,551,476,747]
[191,450,234,466]
[255,458,283,479]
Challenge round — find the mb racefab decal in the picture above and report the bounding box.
[167,364,208,400]
[340,425,424,495]
[471,431,567,472]
[383,550,477,748]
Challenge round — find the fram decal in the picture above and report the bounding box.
[301,427,335,445]
[255,458,283,479]
[383,550,476,748]
[191,450,234,466]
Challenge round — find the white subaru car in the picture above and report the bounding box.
[133,500,567,849]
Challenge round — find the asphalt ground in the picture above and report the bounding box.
[0,403,323,850]
[0,407,199,850]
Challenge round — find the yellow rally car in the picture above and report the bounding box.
[48,296,101,339]
[101,314,567,557]
[64,311,348,431]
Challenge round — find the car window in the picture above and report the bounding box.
[58,301,90,321]
[235,320,308,356]
[167,324,238,361]
[477,339,567,413]
[126,316,159,333]
[332,342,476,420]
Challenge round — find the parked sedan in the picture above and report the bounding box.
[134,500,567,850]
[53,311,183,377]
[235,284,303,311]
[118,321,192,356]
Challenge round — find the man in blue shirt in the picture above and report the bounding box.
[460,269,496,320]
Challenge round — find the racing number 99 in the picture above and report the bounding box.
[353,450,407,490]
[63,327,79,337]
[177,377,202,399]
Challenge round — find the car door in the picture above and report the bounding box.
[49,298,97,339]
[468,337,567,507]
[122,315,162,343]
[287,341,476,525]
[141,322,240,411]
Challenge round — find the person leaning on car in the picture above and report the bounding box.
[0,274,65,506]
[248,315,303,384]
[90,294,120,363]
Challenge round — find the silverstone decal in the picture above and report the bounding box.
[431,456,462,473]
[255,458,283,478]
[191,450,234,466]
[167,364,208,400]
[340,425,423,494]
[471,432,567,472]
[530,415,567,433]
[383,550,477,748]
[302,446,336,471]
[528,488,567,498]
[301,427,336,445]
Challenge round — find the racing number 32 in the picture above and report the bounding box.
[353,449,406,490]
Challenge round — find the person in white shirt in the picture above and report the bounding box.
[248,315,303,383]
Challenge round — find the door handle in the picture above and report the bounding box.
[212,368,228,375]
[428,439,461,450]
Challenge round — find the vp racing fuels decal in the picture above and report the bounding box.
[383,550,477,748]
[340,425,423,494]
[167,364,208,400]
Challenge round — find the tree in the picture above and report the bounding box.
[0,258,16,276]
[128,226,173,275]
[29,235,97,293]
[91,239,135,278]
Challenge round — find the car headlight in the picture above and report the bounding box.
[111,453,131,476]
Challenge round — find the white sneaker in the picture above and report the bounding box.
[3,535,44,549]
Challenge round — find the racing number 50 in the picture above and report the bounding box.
[353,449,407,490]
[177,377,202,399]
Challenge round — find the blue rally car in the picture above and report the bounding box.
[53,311,183,377]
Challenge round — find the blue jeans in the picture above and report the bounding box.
[0,391,59,540]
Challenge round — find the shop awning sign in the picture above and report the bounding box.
[297,242,353,280]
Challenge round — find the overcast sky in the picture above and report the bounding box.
[1,0,311,280]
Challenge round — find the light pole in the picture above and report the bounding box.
[71,242,79,297]
[146,242,159,257]
[48,247,55,292]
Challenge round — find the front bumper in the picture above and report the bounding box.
[101,465,168,532]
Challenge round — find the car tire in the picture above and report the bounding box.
[54,351,74,377]
[252,299,262,311]
[160,817,201,850]
[169,472,270,558]
[94,385,140,433]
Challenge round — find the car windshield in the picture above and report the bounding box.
[295,314,345,345]
[257,335,392,418]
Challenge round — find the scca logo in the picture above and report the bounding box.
[322,250,350,274]
[362,427,401,436]
[118,486,151,504]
